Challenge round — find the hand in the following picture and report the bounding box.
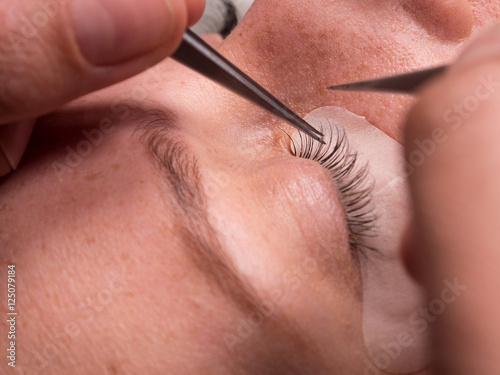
[0,0,205,176]
[405,23,500,375]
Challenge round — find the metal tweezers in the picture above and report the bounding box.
[327,65,448,94]
[172,29,324,143]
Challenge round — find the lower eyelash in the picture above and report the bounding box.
[290,123,379,259]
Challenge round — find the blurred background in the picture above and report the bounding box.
[191,0,255,38]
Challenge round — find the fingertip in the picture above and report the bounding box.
[404,77,447,150]
[0,0,195,124]
[72,0,187,66]
[0,148,12,177]
[0,120,36,177]
[400,223,422,283]
[451,22,500,74]
[186,0,206,27]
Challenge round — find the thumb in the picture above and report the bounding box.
[0,0,204,176]
[0,0,203,124]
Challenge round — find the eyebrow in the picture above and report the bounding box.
[135,110,263,314]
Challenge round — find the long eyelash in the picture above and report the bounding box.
[290,123,379,258]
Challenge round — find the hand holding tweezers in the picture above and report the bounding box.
[172,29,324,143]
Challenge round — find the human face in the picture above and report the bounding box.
[1,1,499,374]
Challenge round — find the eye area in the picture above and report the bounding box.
[289,121,378,260]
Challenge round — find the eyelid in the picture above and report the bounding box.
[290,122,378,259]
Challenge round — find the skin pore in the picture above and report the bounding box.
[1,0,500,374]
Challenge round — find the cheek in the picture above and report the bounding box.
[0,127,246,372]
[185,0,206,26]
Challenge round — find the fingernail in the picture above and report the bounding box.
[72,0,175,66]
[201,33,224,48]
[0,120,36,177]
[0,143,14,177]
[453,23,500,72]
[401,223,420,282]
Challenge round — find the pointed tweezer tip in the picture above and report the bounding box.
[314,133,326,144]
[327,84,353,92]
[295,119,325,144]
[303,128,325,144]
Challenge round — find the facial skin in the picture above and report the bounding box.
[1,1,499,374]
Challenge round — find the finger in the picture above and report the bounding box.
[186,0,206,26]
[0,0,204,124]
[0,119,36,176]
[405,24,500,375]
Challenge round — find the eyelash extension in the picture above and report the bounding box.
[290,124,379,259]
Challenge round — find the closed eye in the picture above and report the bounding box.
[290,122,379,260]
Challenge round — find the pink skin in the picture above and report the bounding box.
[1,1,499,374]
[0,0,205,175]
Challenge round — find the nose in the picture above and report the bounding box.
[403,0,473,40]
